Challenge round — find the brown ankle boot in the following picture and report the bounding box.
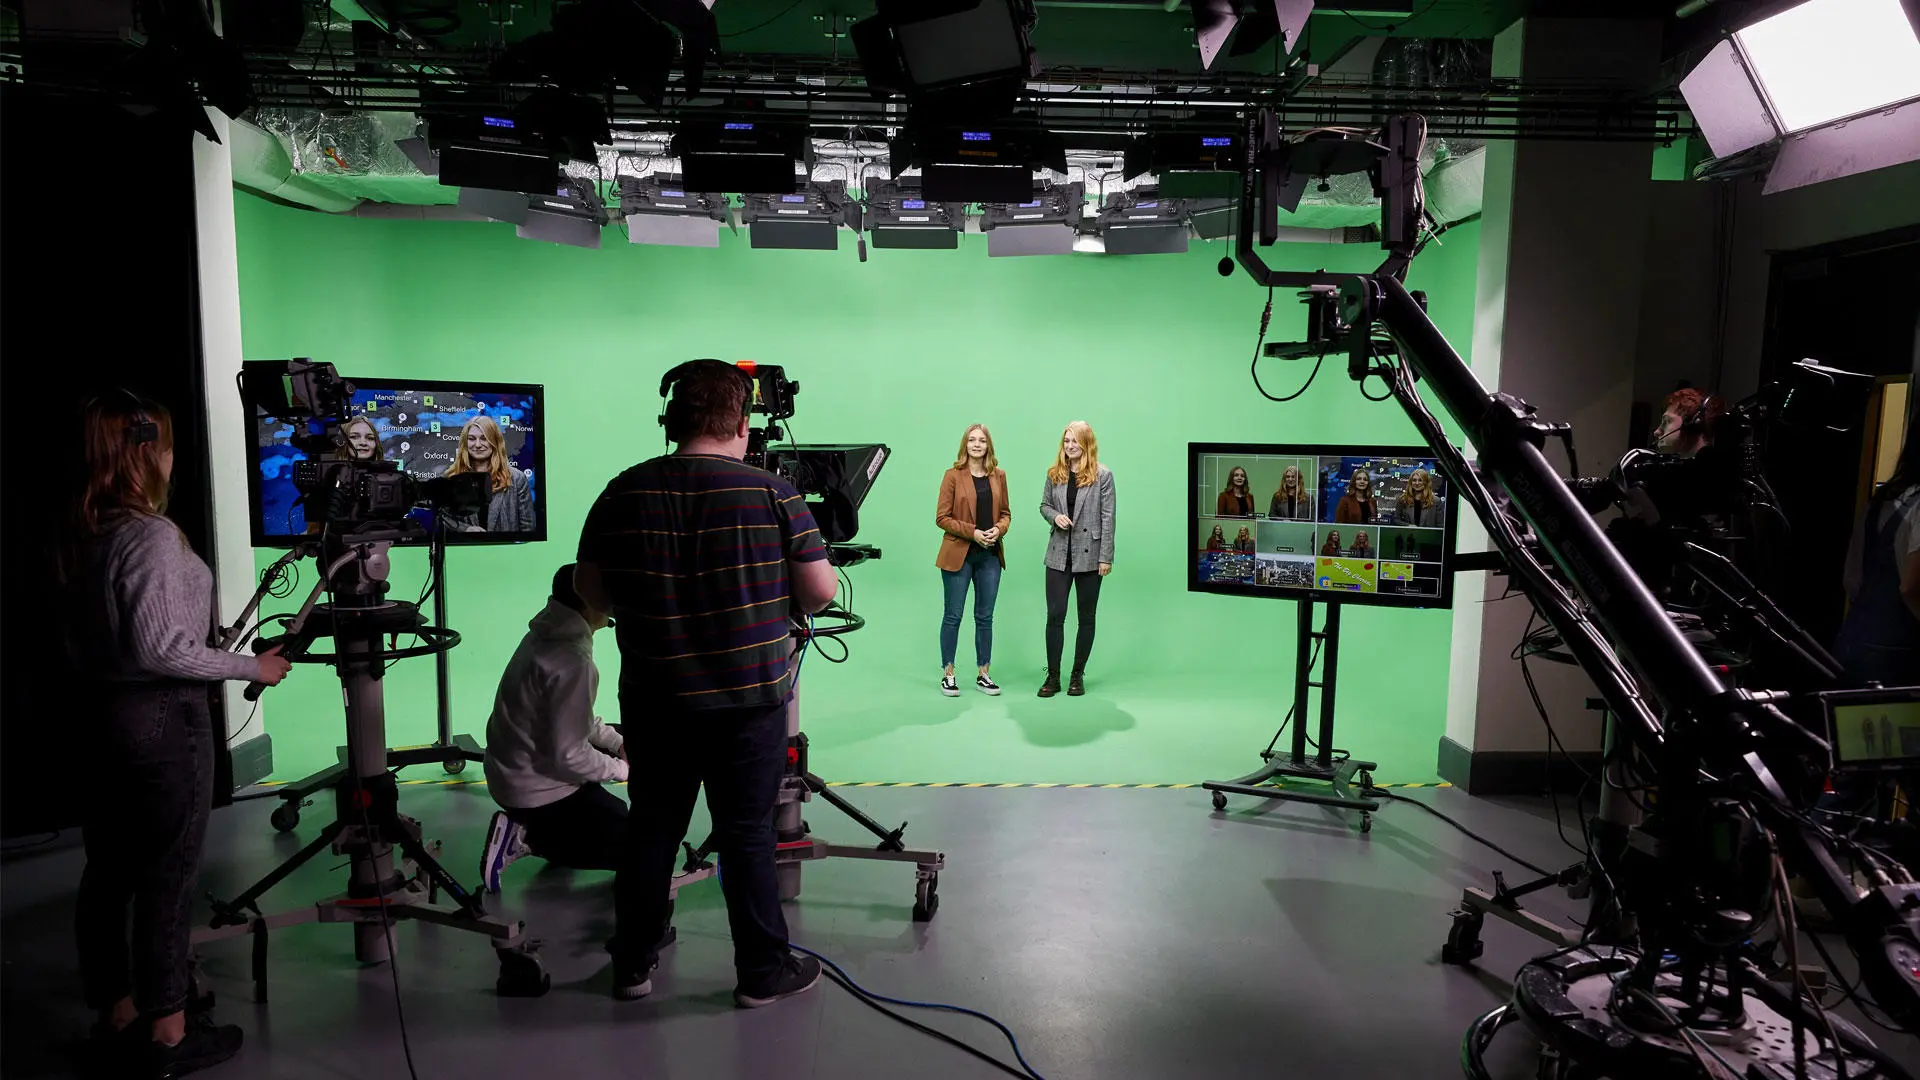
[1037,671,1060,698]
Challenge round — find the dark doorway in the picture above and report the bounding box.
[1758,226,1920,647]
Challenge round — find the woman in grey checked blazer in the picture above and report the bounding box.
[1038,420,1114,697]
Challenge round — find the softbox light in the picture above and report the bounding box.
[1190,0,1315,71]
[1681,0,1920,160]
[620,174,728,248]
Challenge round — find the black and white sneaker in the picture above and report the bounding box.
[940,674,960,697]
[734,953,822,1009]
[976,674,1001,696]
[612,957,659,1001]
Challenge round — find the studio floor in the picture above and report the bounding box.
[4,780,1915,1080]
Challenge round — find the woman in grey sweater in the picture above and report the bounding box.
[1038,421,1116,697]
[62,393,290,1077]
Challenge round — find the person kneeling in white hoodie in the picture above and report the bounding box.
[479,564,629,893]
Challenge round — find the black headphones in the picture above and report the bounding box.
[1679,392,1721,434]
[93,388,160,446]
[657,359,755,438]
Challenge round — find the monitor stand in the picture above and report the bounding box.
[1201,597,1380,832]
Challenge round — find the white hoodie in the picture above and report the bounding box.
[483,599,628,810]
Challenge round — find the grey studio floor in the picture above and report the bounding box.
[6,781,1918,1080]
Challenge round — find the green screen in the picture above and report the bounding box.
[233,192,1480,785]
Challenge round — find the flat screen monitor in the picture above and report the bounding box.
[248,379,547,547]
[1189,442,1459,609]
[1820,687,1920,773]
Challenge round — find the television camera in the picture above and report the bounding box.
[727,361,889,565]
[1234,113,1920,1078]
[190,360,550,1000]
[240,358,488,532]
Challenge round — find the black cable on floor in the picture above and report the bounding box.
[355,788,423,1080]
[1365,787,1552,878]
[791,945,1046,1080]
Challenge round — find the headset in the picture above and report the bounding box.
[657,359,755,442]
[91,387,161,446]
[1679,391,1722,434]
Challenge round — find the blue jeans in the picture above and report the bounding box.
[941,547,1002,669]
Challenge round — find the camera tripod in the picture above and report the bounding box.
[233,538,484,834]
[192,527,549,1000]
[670,605,947,921]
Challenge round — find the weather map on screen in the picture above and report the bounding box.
[249,379,547,547]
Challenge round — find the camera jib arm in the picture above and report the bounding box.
[1235,107,1920,1068]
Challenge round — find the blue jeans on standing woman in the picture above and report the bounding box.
[941,547,1002,669]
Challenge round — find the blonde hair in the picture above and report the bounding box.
[1273,465,1303,500]
[1397,467,1436,511]
[952,424,1000,473]
[448,415,513,493]
[1046,420,1099,487]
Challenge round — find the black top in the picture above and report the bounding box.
[973,474,995,536]
[1067,476,1082,524]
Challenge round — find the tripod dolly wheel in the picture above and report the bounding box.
[1441,909,1485,966]
[1360,812,1372,834]
[1357,770,1374,791]
[443,758,467,776]
[269,804,301,833]
[912,872,940,923]
[1211,791,1228,812]
[496,947,550,998]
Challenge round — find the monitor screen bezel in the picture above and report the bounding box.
[246,377,549,549]
[1818,686,1920,773]
[1187,440,1461,611]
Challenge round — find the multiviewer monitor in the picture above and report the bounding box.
[249,379,547,547]
[1189,442,1459,609]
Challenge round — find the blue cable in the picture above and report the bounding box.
[790,944,1047,1080]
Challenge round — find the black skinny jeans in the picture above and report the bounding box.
[77,682,215,1018]
[613,697,791,986]
[506,782,628,871]
[1045,568,1104,675]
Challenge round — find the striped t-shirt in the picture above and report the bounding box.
[578,454,826,712]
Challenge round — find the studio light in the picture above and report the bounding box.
[429,112,561,194]
[1123,131,1244,197]
[492,0,720,107]
[1189,197,1239,240]
[979,181,1085,257]
[1091,189,1191,255]
[864,179,966,250]
[851,0,1038,123]
[1681,0,1920,161]
[740,181,863,251]
[461,179,610,249]
[890,123,1069,202]
[1190,0,1315,72]
[619,175,729,248]
[672,120,810,194]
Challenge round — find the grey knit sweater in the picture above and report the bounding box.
[67,513,259,684]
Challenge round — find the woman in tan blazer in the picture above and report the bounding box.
[935,424,1011,697]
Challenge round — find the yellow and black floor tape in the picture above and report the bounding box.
[262,778,1452,791]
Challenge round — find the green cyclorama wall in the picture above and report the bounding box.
[232,191,1481,785]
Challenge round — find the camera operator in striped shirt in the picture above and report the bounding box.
[576,360,837,1009]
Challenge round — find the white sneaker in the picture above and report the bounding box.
[480,812,530,894]
[940,674,960,697]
